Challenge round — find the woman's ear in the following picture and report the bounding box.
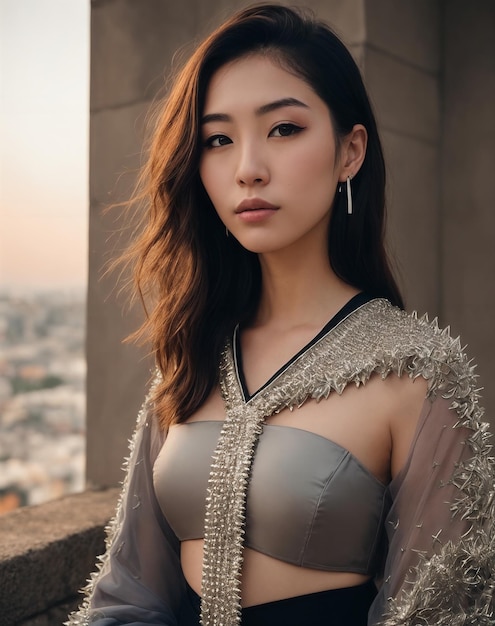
[338,124,367,182]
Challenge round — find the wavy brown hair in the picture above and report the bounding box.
[125,4,404,429]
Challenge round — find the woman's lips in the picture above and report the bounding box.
[236,208,278,222]
[235,198,279,222]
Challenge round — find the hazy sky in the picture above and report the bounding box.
[0,0,89,292]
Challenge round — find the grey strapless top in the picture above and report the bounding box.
[153,421,390,574]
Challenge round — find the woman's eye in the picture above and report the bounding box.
[270,123,304,137]
[204,134,232,149]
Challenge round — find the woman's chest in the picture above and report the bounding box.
[154,419,389,572]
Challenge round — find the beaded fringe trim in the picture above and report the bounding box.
[200,404,264,625]
[200,299,495,626]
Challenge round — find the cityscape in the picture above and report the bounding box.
[0,289,86,514]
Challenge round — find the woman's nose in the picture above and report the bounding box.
[235,144,270,187]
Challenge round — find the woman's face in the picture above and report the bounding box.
[199,54,343,256]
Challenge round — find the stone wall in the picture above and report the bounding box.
[364,1,442,314]
[0,489,118,624]
[441,0,495,416]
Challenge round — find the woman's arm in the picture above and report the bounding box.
[66,378,187,625]
[369,392,495,625]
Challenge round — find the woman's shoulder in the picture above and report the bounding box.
[355,297,460,353]
[351,298,484,440]
[349,298,475,397]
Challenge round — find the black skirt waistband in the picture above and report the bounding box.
[181,578,377,626]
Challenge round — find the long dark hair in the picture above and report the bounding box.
[126,4,404,428]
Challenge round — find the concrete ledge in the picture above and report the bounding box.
[0,488,119,625]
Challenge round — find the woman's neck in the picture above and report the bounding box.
[254,248,359,331]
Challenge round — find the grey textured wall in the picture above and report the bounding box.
[441,0,495,419]
[364,1,442,314]
[87,0,495,486]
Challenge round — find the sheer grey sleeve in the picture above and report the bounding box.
[66,379,187,625]
[369,393,495,625]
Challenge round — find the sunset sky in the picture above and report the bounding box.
[0,0,89,292]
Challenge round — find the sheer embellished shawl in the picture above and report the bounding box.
[202,299,495,625]
[65,379,188,625]
[67,299,495,626]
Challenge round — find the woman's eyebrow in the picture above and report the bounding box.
[201,97,309,125]
[256,97,309,116]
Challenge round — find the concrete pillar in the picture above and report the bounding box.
[364,1,442,315]
[441,0,495,418]
[87,0,494,486]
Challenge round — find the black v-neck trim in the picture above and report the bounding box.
[234,292,374,402]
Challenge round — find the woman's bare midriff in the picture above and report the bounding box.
[181,539,371,607]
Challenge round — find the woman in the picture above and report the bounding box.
[67,5,495,625]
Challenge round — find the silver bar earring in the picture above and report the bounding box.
[346,175,353,215]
